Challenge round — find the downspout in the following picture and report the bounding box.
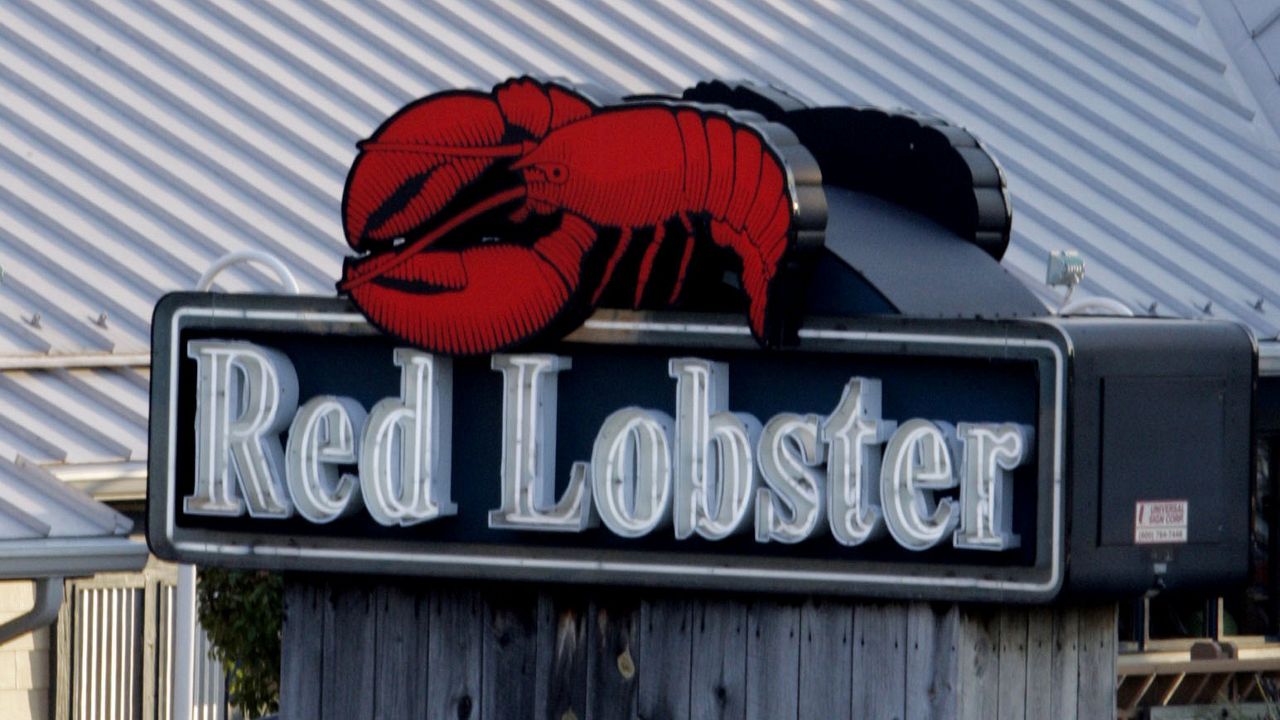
[0,577,64,645]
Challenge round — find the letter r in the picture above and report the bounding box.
[185,340,298,518]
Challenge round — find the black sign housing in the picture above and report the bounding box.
[150,293,1073,602]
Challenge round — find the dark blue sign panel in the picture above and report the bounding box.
[148,293,1065,602]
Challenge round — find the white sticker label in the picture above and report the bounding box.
[1134,500,1188,545]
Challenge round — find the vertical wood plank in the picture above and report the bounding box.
[798,598,852,720]
[536,591,589,720]
[281,580,325,720]
[744,600,800,720]
[1023,608,1054,719]
[996,607,1028,720]
[956,605,999,720]
[140,577,157,720]
[638,597,693,720]
[1049,607,1079,719]
[690,599,748,720]
[905,602,959,719]
[373,584,427,719]
[1076,604,1117,720]
[427,587,483,720]
[851,602,907,720]
[284,584,1112,720]
[586,592,640,720]
[55,580,72,720]
[321,583,376,720]
[482,587,539,720]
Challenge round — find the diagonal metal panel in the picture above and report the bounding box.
[0,365,147,465]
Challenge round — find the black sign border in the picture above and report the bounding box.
[148,293,1067,603]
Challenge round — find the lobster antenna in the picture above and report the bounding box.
[356,140,527,158]
[340,186,528,291]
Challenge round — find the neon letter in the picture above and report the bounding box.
[822,378,894,546]
[755,413,825,544]
[881,419,960,551]
[360,350,456,526]
[591,408,674,538]
[488,354,593,531]
[186,340,297,518]
[670,358,760,540]
[285,396,365,523]
[953,423,1031,551]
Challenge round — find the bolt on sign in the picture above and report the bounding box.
[148,78,1067,602]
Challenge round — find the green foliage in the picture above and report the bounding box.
[196,568,282,718]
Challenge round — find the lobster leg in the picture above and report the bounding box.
[667,214,696,304]
[591,227,633,305]
[634,223,666,308]
[636,213,698,308]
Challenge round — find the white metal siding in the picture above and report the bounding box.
[68,577,225,720]
[72,585,144,720]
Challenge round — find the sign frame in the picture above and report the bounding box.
[148,293,1067,602]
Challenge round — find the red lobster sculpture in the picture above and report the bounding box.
[339,78,823,355]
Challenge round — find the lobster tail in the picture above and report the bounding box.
[711,205,789,343]
[696,109,821,347]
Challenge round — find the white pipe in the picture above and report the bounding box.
[172,564,197,720]
[0,577,63,645]
[196,250,301,295]
[1057,296,1135,317]
[47,461,147,483]
[51,462,148,502]
[0,351,150,370]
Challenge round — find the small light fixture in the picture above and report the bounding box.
[1046,250,1085,289]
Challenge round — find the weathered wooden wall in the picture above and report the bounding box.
[280,577,1116,720]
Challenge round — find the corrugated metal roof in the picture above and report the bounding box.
[2,0,1280,475]
[1213,0,1280,141]
[0,456,147,578]
[0,364,148,465]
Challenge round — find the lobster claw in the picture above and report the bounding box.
[342,91,514,250]
[338,79,604,355]
[343,79,595,251]
[343,214,596,355]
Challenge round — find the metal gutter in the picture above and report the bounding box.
[0,537,150,580]
[0,351,150,370]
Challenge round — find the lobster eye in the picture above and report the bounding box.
[544,163,569,184]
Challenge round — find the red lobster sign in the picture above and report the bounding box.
[339,78,825,354]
